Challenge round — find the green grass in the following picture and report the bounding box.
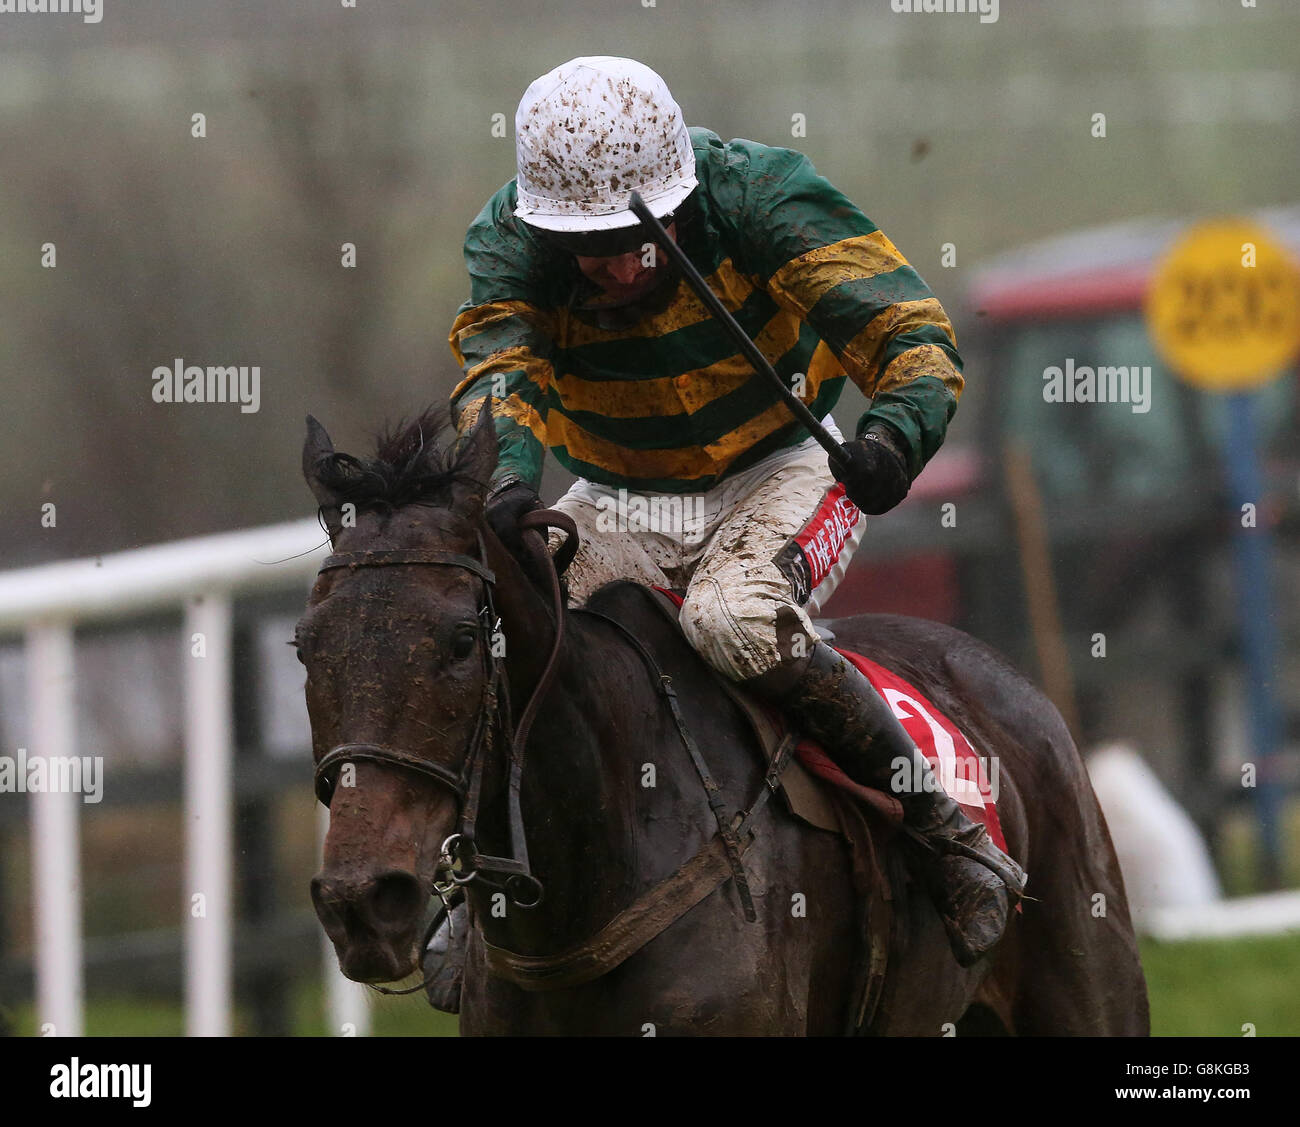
[6,935,1299,1035]
[1139,933,1300,1036]
[2,980,459,1038]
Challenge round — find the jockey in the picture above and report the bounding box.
[446,55,1025,974]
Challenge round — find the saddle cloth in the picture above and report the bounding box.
[796,649,1009,853]
[652,587,1008,853]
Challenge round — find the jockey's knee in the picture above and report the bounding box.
[679,577,815,683]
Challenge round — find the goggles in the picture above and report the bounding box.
[538,213,675,259]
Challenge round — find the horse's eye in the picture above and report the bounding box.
[451,626,477,662]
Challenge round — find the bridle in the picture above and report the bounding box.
[311,511,579,987]
[312,549,498,807]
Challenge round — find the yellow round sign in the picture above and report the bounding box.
[1145,219,1300,391]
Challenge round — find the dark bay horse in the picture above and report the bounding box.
[301,408,1149,1035]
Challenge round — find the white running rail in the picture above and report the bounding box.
[0,519,370,1037]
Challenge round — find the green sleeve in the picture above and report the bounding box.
[448,184,557,490]
[715,136,962,478]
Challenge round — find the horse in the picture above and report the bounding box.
[301,407,1150,1035]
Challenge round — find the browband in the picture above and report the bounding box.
[318,549,495,584]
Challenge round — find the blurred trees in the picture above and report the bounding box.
[1,0,1297,564]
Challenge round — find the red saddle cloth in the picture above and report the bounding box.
[652,589,1008,854]
[800,648,1008,855]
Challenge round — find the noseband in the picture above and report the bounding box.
[312,513,577,921]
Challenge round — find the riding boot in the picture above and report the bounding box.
[422,893,469,1013]
[743,641,1027,967]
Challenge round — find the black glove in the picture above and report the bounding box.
[484,478,542,546]
[831,428,911,515]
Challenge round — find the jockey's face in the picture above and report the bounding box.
[574,221,677,304]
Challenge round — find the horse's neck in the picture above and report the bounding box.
[478,541,641,951]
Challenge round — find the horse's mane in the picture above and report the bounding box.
[315,407,485,513]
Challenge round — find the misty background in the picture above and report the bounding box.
[2,0,1297,565]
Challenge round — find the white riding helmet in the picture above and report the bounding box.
[513,56,697,233]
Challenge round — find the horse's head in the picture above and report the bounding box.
[300,407,498,983]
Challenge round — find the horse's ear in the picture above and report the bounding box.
[453,400,500,510]
[302,414,340,512]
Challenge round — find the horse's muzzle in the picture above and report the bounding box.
[311,867,428,983]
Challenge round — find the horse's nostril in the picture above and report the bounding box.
[366,869,425,927]
[310,874,342,915]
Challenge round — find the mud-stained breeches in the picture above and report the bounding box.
[547,421,865,682]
